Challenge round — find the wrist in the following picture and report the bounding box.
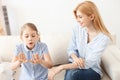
[71,54,78,60]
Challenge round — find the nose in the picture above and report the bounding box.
[76,16,80,21]
[77,18,81,23]
[28,36,32,41]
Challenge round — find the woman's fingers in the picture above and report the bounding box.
[78,58,84,68]
[74,58,85,68]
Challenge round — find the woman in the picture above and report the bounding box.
[48,1,111,80]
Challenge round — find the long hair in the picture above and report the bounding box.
[74,1,112,40]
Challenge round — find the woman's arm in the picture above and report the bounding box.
[70,53,85,68]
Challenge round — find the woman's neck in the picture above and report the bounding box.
[85,25,100,43]
[85,24,96,34]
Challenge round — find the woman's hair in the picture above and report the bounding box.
[20,23,40,41]
[74,1,112,40]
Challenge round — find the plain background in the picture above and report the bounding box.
[1,0,120,48]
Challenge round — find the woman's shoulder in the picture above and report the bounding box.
[99,33,110,42]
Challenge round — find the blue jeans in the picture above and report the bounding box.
[64,68,100,80]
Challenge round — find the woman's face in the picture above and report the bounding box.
[76,10,93,27]
[21,26,39,50]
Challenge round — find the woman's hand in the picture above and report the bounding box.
[16,52,27,63]
[73,57,85,68]
[30,53,43,64]
[71,53,85,68]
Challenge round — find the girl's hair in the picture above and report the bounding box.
[74,1,112,40]
[20,23,40,41]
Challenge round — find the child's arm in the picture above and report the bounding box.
[41,53,53,68]
[11,52,27,70]
[11,56,21,70]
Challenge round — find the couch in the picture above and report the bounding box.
[0,33,120,80]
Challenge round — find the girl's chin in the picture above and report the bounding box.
[27,45,34,50]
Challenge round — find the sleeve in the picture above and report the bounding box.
[42,43,49,54]
[14,44,22,56]
[67,26,79,57]
[85,36,110,69]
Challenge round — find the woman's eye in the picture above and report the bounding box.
[78,16,82,18]
[77,15,82,18]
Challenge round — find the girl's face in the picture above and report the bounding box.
[76,10,94,27]
[21,26,39,50]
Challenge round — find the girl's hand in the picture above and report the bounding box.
[16,52,27,63]
[30,53,42,64]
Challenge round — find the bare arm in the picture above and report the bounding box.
[41,53,53,68]
[48,62,78,80]
[71,53,85,68]
[11,52,27,70]
[48,53,84,80]
[11,56,21,70]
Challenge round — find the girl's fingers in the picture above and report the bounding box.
[30,53,42,64]
[17,52,27,63]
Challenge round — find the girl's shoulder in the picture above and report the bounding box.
[37,42,48,47]
[16,42,24,48]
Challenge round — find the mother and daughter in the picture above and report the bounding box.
[11,1,111,80]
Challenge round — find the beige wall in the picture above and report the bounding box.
[2,0,120,48]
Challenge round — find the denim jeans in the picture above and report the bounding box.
[64,68,100,80]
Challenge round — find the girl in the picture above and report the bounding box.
[11,23,53,80]
[48,1,112,80]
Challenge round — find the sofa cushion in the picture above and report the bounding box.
[0,62,13,80]
[0,36,21,62]
[40,33,71,65]
[102,45,120,80]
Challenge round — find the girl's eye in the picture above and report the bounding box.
[32,36,35,37]
[25,36,29,38]
[32,35,35,37]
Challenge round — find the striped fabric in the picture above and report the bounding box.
[67,24,110,77]
[14,42,48,80]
